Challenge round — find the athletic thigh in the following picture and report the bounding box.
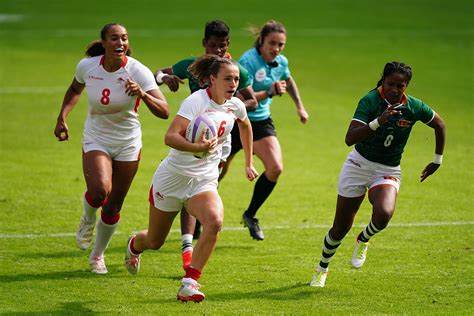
[108,160,139,204]
[186,191,224,228]
[83,150,113,195]
[253,136,283,171]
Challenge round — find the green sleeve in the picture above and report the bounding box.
[237,62,251,90]
[416,99,435,123]
[353,96,372,123]
[171,58,194,80]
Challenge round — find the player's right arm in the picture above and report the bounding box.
[155,65,184,92]
[54,78,85,141]
[164,115,217,153]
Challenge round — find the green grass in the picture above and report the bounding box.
[0,0,473,314]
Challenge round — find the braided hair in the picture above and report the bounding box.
[376,61,412,87]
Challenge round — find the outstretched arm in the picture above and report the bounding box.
[420,113,446,182]
[155,66,184,92]
[286,76,309,124]
[54,78,85,141]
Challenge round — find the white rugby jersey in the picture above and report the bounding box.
[75,55,159,146]
[162,88,247,179]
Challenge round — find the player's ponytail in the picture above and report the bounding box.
[85,23,132,57]
[188,54,236,87]
[376,61,413,87]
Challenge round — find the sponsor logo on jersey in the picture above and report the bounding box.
[88,75,104,80]
[348,159,361,168]
[225,107,235,113]
[117,77,126,83]
[155,191,164,200]
[397,119,412,127]
[255,68,266,82]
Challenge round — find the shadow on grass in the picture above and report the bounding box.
[1,302,98,315]
[0,269,123,283]
[141,282,318,304]
[15,245,176,259]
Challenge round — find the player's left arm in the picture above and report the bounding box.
[420,113,446,182]
[237,117,258,181]
[125,78,169,119]
[286,76,309,124]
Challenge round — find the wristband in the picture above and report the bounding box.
[368,118,380,131]
[267,86,273,98]
[433,154,443,164]
[155,72,168,84]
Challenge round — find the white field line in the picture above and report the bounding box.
[1,221,473,239]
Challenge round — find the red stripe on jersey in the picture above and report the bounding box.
[137,149,141,161]
[236,118,242,123]
[149,185,154,207]
[99,55,127,67]
[206,88,212,99]
[134,97,141,112]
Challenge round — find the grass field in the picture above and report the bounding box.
[1,0,473,314]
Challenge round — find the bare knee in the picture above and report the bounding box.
[203,214,223,236]
[373,207,394,229]
[265,163,283,182]
[87,188,109,207]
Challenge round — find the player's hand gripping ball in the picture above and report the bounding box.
[185,113,217,158]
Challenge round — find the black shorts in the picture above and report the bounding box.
[230,117,277,155]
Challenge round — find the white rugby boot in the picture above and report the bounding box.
[177,278,205,302]
[351,240,369,268]
[89,255,108,274]
[310,267,328,288]
[76,214,95,250]
[124,235,141,275]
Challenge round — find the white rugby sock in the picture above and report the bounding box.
[83,192,99,222]
[181,234,193,253]
[90,218,119,259]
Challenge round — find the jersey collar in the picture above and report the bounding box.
[378,86,407,105]
[99,55,128,68]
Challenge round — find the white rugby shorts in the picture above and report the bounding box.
[338,149,401,198]
[149,163,218,212]
[82,139,142,161]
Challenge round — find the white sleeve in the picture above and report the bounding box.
[233,97,248,122]
[177,92,202,121]
[133,62,159,92]
[74,58,88,84]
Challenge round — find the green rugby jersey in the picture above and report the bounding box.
[171,55,252,93]
[353,87,435,166]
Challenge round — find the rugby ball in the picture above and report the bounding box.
[185,113,217,158]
